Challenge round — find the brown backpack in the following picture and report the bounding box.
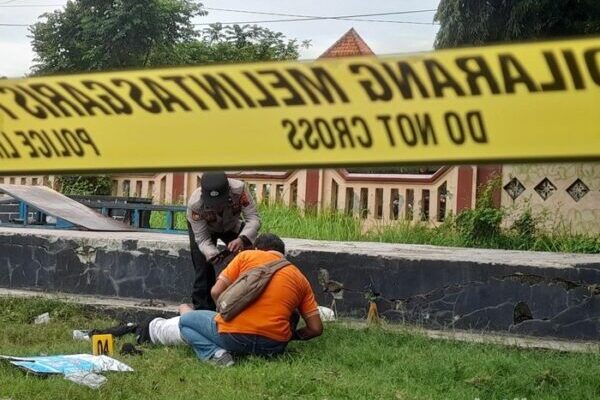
[216,258,290,321]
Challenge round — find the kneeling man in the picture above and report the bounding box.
[179,233,323,366]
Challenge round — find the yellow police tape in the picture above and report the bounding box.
[0,37,599,174]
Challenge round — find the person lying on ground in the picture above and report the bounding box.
[90,303,331,349]
[179,233,323,367]
[89,303,194,346]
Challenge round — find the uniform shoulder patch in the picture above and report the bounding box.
[191,211,202,221]
[239,191,250,207]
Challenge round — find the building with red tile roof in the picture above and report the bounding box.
[318,28,374,58]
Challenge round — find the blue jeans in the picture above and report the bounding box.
[179,310,287,361]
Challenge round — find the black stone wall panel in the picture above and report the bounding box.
[1,232,599,340]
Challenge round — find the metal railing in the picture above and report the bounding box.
[0,197,187,234]
[87,201,187,233]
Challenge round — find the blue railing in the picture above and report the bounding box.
[91,201,187,233]
[1,198,187,234]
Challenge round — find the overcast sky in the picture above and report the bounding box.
[0,0,440,78]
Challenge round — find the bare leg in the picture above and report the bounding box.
[179,303,195,315]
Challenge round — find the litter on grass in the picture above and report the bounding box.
[64,372,108,389]
[72,330,91,341]
[318,306,336,322]
[33,313,50,325]
[0,354,133,375]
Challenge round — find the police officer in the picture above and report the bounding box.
[187,171,261,310]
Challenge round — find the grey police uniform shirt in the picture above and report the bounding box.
[186,178,261,260]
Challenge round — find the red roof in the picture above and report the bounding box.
[318,28,375,59]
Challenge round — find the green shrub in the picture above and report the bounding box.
[455,208,504,246]
[57,175,112,196]
[512,208,537,239]
[508,208,540,249]
[455,179,503,246]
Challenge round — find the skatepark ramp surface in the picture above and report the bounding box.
[0,184,131,231]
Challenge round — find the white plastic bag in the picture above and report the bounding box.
[318,306,336,321]
[64,372,107,389]
[33,312,50,325]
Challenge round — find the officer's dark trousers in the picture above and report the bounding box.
[187,222,240,310]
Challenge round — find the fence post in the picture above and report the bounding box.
[133,209,140,228]
[18,202,28,226]
[165,211,174,232]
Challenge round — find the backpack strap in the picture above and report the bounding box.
[265,258,290,272]
[235,257,290,280]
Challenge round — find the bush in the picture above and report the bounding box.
[57,175,112,196]
[509,208,540,249]
[455,179,503,246]
[455,208,504,245]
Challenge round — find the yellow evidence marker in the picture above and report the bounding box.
[91,334,114,356]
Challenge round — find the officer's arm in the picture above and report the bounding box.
[238,187,261,244]
[187,208,219,260]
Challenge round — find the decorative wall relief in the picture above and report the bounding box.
[566,179,590,202]
[503,177,525,200]
[502,162,600,234]
[534,178,557,201]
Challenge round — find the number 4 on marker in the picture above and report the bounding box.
[91,334,114,356]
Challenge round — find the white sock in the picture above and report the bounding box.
[213,349,227,358]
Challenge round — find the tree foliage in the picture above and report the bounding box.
[31,0,204,74]
[29,1,306,196]
[434,0,600,48]
[151,24,309,66]
[30,0,306,74]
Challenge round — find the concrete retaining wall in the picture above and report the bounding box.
[1,227,599,340]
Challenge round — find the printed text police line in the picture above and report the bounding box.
[0,128,100,159]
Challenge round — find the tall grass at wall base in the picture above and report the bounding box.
[259,203,363,241]
[147,201,599,254]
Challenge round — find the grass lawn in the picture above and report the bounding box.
[1,297,599,400]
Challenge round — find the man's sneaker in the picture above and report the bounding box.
[209,349,234,367]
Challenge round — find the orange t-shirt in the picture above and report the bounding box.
[215,250,319,342]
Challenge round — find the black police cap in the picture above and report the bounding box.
[201,171,230,206]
